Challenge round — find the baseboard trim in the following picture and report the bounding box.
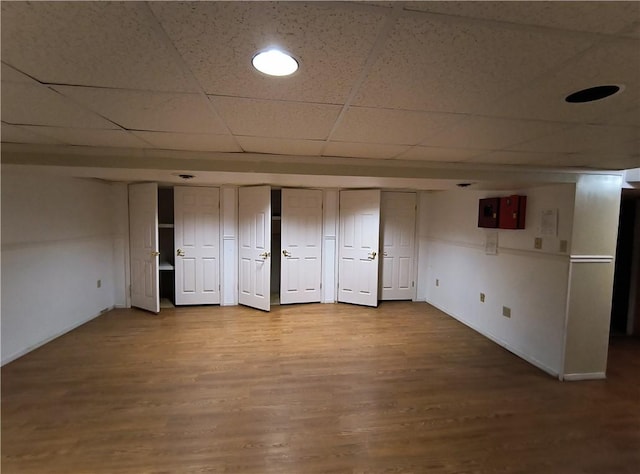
[562,372,606,381]
[1,306,114,366]
[425,300,560,379]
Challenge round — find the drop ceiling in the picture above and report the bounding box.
[1,1,639,188]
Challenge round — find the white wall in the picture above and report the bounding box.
[1,168,121,365]
[421,184,576,376]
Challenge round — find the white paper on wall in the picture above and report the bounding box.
[540,209,558,236]
[485,230,498,255]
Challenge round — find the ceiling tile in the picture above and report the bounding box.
[395,146,483,162]
[1,63,38,84]
[323,141,409,159]
[513,124,639,154]
[1,83,118,129]
[53,86,229,134]
[467,150,570,166]
[422,116,569,150]
[403,2,640,36]
[532,152,638,170]
[22,127,148,148]
[1,2,197,92]
[210,96,341,140]
[486,38,640,123]
[353,13,593,113]
[597,106,640,128]
[1,123,65,145]
[578,153,640,170]
[150,2,388,103]
[131,131,241,153]
[236,136,324,156]
[331,107,461,145]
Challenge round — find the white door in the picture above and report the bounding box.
[380,192,416,300]
[174,186,220,305]
[238,186,271,311]
[129,183,159,313]
[280,188,323,304]
[338,190,381,307]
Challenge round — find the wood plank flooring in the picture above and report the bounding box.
[2,302,639,473]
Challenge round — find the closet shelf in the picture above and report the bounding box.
[158,223,174,228]
[159,261,174,271]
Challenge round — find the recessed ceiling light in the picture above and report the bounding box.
[565,85,621,103]
[252,49,298,77]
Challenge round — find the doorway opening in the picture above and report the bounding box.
[271,188,281,306]
[611,189,640,336]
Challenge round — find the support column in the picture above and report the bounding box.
[562,174,622,380]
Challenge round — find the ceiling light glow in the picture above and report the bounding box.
[252,49,298,77]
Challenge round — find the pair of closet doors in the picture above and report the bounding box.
[129,183,221,313]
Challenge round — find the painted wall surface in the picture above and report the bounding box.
[422,184,576,376]
[1,169,119,364]
[563,174,622,379]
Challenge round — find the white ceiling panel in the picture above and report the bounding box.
[467,150,571,166]
[236,136,324,156]
[600,107,640,127]
[22,127,148,149]
[403,1,640,36]
[578,153,640,169]
[150,2,388,103]
[513,124,639,155]
[1,123,65,145]
[531,152,636,169]
[210,96,341,140]
[1,83,118,129]
[487,38,640,123]
[353,13,594,113]
[331,107,461,145]
[53,86,229,134]
[132,131,241,153]
[324,141,409,159]
[395,146,483,162]
[422,116,569,150]
[1,63,38,84]
[0,2,197,92]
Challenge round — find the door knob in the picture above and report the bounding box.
[176,249,185,257]
[368,251,377,260]
[259,251,271,259]
[151,251,160,257]
[383,251,388,257]
[282,249,291,257]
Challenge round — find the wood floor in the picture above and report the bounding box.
[2,302,639,473]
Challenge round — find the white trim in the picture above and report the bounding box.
[569,255,614,263]
[562,372,606,381]
[426,300,560,379]
[1,306,115,366]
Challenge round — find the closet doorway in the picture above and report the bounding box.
[238,187,323,312]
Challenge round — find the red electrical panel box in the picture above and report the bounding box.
[499,195,526,229]
[478,197,500,228]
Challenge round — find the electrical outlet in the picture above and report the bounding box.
[502,306,511,318]
[97,279,102,289]
[560,240,568,253]
[436,279,440,287]
[534,237,542,250]
[480,293,485,303]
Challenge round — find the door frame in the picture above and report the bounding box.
[379,191,419,302]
